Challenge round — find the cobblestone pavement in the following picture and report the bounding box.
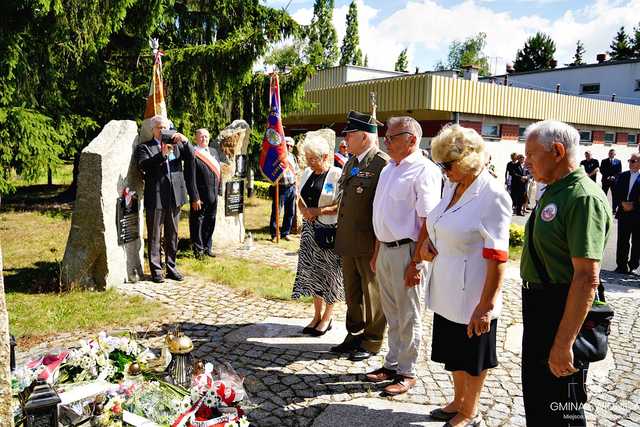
[16,242,640,426]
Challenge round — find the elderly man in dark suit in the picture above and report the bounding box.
[135,115,196,283]
[188,128,221,259]
[614,152,640,274]
[600,149,622,213]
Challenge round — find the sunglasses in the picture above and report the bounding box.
[436,160,455,171]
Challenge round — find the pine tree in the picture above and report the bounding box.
[363,54,369,67]
[394,48,409,72]
[340,1,362,66]
[609,26,633,60]
[513,32,556,72]
[307,0,339,69]
[629,23,640,58]
[570,40,586,66]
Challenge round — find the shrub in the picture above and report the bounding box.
[509,223,525,247]
[253,181,272,200]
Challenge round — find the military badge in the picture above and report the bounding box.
[355,186,364,194]
[540,203,558,222]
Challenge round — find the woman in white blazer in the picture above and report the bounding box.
[291,135,344,336]
[419,125,512,427]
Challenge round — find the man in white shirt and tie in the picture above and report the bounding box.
[614,152,640,274]
[366,116,441,395]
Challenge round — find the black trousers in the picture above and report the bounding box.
[616,213,640,271]
[146,206,181,278]
[189,200,218,255]
[602,178,618,212]
[522,285,588,427]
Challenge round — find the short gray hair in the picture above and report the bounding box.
[150,115,168,128]
[387,116,423,142]
[195,128,209,138]
[524,120,579,161]
[302,135,332,160]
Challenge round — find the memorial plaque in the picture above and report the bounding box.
[225,180,244,216]
[117,194,140,245]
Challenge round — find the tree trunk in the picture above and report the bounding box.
[47,167,53,186]
[0,221,14,425]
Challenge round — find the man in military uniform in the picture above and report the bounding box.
[521,120,611,427]
[332,111,389,361]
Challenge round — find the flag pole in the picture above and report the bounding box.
[275,175,281,243]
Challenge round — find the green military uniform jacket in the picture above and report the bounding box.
[520,168,612,285]
[335,147,389,257]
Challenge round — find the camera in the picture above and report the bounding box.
[161,129,177,146]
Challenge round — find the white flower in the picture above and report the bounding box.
[203,391,219,408]
[238,418,250,427]
[179,397,192,412]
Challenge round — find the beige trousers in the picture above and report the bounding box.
[376,242,423,377]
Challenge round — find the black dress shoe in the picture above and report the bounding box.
[151,275,164,283]
[614,267,629,274]
[429,408,458,421]
[311,320,332,337]
[205,251,217,258]
[349,347,376,361]
[166,271,184,281]
[330,340,359,354]
[302,320,320,335]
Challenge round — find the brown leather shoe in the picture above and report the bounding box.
[365,367,396,383]
[383,375,416,395]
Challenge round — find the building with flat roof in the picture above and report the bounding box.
[283,65,640,181]
[485,58,640,106]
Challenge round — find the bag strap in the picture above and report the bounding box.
[526,205,551,284]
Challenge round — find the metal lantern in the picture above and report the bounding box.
[165,330,194,388]
[10,334,16,371]
[24,380,60,427]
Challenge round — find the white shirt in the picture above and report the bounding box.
[372,150,442,242]
[357,145,375,163]
[424,170,512,324]
[628,171,639,199]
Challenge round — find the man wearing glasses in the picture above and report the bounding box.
[366,116,441,395]
[613,153,640,274]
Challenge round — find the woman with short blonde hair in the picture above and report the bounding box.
[420,124,512,427]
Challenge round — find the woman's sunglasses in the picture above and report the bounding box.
[436,160,455,171]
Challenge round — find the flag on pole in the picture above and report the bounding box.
[259,74,288,183]
[140,38,167,141]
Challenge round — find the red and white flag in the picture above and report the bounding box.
[141,39,167,140]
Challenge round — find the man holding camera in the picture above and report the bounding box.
[135,115,197,283]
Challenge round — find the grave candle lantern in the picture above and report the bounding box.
[24,380,60,427]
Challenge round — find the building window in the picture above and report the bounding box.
[604,132,615,145]
[629,134,638,146]
[518,126,527,141]
[482,123,500,138]
[579,131,592,144]
[635,80,640,92]
[580,83,600,94]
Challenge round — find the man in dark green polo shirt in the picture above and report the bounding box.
[521,120,611,427]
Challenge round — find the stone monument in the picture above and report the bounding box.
[0,232,13,425]
[61,120,144,290]
[211,120,251,245]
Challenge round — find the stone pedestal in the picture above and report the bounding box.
[211,120,251,245]
[61,120,144,290]
[0,244,13,426]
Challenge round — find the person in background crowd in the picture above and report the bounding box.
[422,124,511,427]
[366,116,441,396]
[505,153,517,192]
[291,135,344,335]
[509,154,527,216]
[521,120,611,426]
[135,115,196,283]
[524,164,537,211]
[189,129,220,259]
[613,152,640,275]
[332,111,389,361]
[600,149,622,213]
[485,154,497,178]
[334,141,349,168]
[580,150,599,182]
[270,137,299,242]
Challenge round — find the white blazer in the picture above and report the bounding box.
[425,169,512,325]
[299,166,342,225]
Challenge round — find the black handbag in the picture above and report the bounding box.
[526,206,614,364]
[312,220,336,250]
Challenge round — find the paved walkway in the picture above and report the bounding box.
[16,239,640,426]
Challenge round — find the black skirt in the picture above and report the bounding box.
[431,313,498,376]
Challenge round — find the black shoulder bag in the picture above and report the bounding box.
[526,206,614,364]
[313,220,336,249]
